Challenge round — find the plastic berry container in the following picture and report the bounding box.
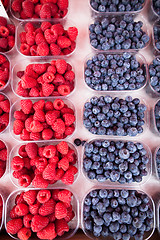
[0,139,8,181]
[11,59,75,98]
[9,141,79,188]
[16,19,77,58]
[89,0,147,16]
[10,0,69,22]
[84,51,148,92]
[5,187,79,240]
[83,93,149,138]
[81,187,155,240]
[9,97,76,142]
[151,0,160,19]
[0,92,10,135]
[89,13,150,53]
[82,138,152,186]
[0,53,11,91]
[0,193,4,232]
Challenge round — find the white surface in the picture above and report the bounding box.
[0,0,160,234]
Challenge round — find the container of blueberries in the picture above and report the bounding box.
[5,188,79,240]
[82,139,152,186]
[9,97,76,142]
[148,56,160,94]
[89,0,147,16]
[9,141,79,189]
[82,187,155,240]
[88,13,150,51]
[84,51,148,92]
[83,94,149,137]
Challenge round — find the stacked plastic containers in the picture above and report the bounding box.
[1,0,160,239]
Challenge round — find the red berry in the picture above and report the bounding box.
[7,219,23,235]
[31,214,49,232]
[17,227,31,240]
[25,143,38,159]
[57,141,68,155]
[37,223,57,240]
[55,219,69,236]
[23,190,37,205]
[37,190,51,203]
[55,201,67,219]
[15,203,29,216]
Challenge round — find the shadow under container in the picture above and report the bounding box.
[9,97,76,142]
[11,59,76,98]
[84,51,148,92]
[81,186,155,240]
[82,138,152,186]
[9,141,79,188]
[89,0,147,17]
[88,13,150,53]
[5,187,79,240]
[16,19,77,58]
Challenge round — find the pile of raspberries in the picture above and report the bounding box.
[0,140,7,178]
[0,94,10,133]
[0,195,2,227]
[19,22,78,56]
[11,0,69,19]
[0,17,15,52]
[16,59,75,97]
[7,189,75,240]
[1,0,9,9]
[0,54,10,90]
[11,142,78,187]
[13,99,75,141]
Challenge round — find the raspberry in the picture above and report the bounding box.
[23,214,33,228]
[18,174,32,187]
[53,99,64,110]
[29,87,39,97]
[43,145,56,158]
[26,32,35,46]
[63,113,75,126]
[44,29,57,44]
[13,119,24,135]
[57,36,71,48]
[67,27,78,41]
[39,198,56,216]
[25,116,33,132]
[33,110,45,122]
[57,0,68,10]
[35,32,46,45]
[55,201,67,219]
[42,83,54,96]
[23,157,31,169]
[57,141,68,155]
[23,190,37,205]
[22,0,34,18]
[37,223,57,240]
[10,206,18,219]
[45,110,60,126]
[7,24,15,36]
[20,32,26,43]
[11,156,24,171]
[37,42,49,56]
[29,200,41,215]
[55,59,67,75]
[30,120,44,133]
[58,157,69,171]
[58,189,72,203]
[65,206,75,223]
[55,219,69,236]
[35,157,48,172]
[37,190,51,203]
[58,85,71,96]
[0,26,9,37]
[40,3,52,19]
[61,169,74,185]
[52,118,65,134]
[43,163,56,180]
[52,189,59,201]
[0,112,9,129]
[33,99,45,111]
[0,140,5,150]
[0,17,7,26]
[0,148,7,161]
[0,38,8,49]
[41,22,52,32]
[13,168,28,179]
[32,174,49,188]
[43,71,55,83]
[18,145,27,158]
[45,101,53,111]
[42,128,54,140]
[31,214,49,232]
[7,219,23,235]
[64,70,75,81]
[15,192,25,204]
[50,43,61,55]
[21,99,33,114]
[17,227,31,240]
[0,99,10,112]
[25,143,38,159]
[16,82,29,97]
[14,110,27,122]
[15,203,29,216]
[54,168,64,180]
[49,156,59,164]
[21,75,37,89]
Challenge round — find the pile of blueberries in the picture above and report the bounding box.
[83,140,149,183]
[154,100,160,133]
[153,24,160,51]
[156,148,160,179]
[149,57,160,93]
[83,189,154,240]
[90,0,145,12]
[83,95,146,136]
[153,0,160,16]
[89,14,149,50]
[85,52,146,91]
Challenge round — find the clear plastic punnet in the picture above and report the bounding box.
[9,141,79,188]
[5,187,79,240]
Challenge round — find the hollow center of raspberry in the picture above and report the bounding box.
[45,150,51,157]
